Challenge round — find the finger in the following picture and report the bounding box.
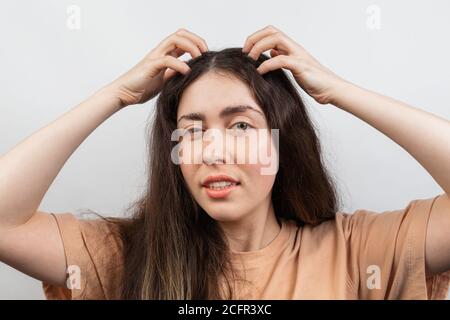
[176,29,209,53]
[270,48,290,58]
[163,68,178,82]
[156,34,203,59]
[168,47,186,58]
[166,35,202,58]
[270,49,281,58]
[247,32,294,61]
[149,56,191,78]
[242,25,280,53]
[256,55,299,75]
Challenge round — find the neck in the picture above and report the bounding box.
[218,199,281,252]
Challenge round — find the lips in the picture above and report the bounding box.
[201,174,241,199]
[201,174,240,187]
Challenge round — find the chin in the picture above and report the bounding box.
[203,208,247,223]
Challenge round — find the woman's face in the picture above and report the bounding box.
[176,71,278,222]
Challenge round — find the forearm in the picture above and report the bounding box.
[0,86,122,228]
[331,80,450,195]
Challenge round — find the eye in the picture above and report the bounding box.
[183,127,204,139]
[230,121,253,135]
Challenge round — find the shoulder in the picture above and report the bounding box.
[42,212,126,300]
[298,194,449,299]
[52,212,125,259]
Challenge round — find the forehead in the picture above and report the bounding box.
[177,71,264,118]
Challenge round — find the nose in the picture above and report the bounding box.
[202,129,227,165]
[203,153,225,165]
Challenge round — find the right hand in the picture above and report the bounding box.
[107,28,208,108]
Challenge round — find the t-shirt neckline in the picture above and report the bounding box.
[229,218,292,269]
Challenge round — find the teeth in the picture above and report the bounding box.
[207,181,237,190]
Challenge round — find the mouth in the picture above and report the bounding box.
[203,182,240,199]
[201,175,241,199]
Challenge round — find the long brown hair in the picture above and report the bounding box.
[108,48,340,299]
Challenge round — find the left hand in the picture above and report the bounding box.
[242,25,346,105]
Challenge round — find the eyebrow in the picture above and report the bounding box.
[177,105,265,124]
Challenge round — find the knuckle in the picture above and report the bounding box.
[278,55,288,63]
[176,28,187,34]
[154,56,169,65]
[162,55,173,63]
[146,50,157,59]
[294,57,303,64]
[273,32,283,40]
[142,59,155,70]
[297,59,310,71]
[171,34,181,42]
[276,32,288,45]
[251,41,262,51]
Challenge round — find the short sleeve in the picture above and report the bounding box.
[339,194,450,300]
[41,213,124,300]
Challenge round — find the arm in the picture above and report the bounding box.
[330,81,450,197]
[0,28,207,286]
[330,81,450,275]
[243,25,450,275]
[0,88,121,229]
[0,89,121,286]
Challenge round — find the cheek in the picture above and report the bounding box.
[235,130,278,175]
[239,131,278,196]
[180,164,198,190]
[243,163,277,192]
[178,138,202,165]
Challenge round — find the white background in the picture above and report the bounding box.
[0,0,449,299]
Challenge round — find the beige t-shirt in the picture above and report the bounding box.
[42,194,450,300]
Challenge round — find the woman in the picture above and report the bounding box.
[0,26,449,300]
